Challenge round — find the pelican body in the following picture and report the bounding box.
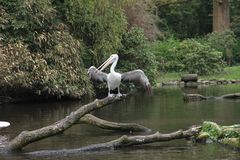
[88,54,152,97]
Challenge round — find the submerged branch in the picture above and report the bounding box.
[79,114,151,132]
[25,125,201,157]
[183,93,240,102]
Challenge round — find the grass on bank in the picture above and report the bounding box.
[157,66,240,83]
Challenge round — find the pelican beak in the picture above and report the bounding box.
[96,57,113,72]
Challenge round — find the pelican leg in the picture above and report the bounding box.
[117,86,122,97]
[108,84,114,97]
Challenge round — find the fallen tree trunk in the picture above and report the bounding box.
[25,125,201,156]
[183,92,240,102]
[220,93,240,99]
[79,114,151,132]
[5,95,128,151]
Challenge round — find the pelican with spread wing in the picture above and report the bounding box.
[88,54,152,97]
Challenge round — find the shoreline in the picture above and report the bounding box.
[157,79,240,87]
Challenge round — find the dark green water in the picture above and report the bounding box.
[0,85,240,159]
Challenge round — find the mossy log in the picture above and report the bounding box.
[197,121,240,148]
[4,95,128,151]
[25,126,201,156]
[183,92,240,102]
[79,114,151,132]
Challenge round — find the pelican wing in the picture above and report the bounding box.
[121,70,152,94]
[88,66,107,82]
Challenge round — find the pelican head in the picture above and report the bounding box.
[97,54,119,72]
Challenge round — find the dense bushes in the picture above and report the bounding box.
[152,39,225,75]
[118,27,158,83]
[156,0,212,39]
[203,30,237,64]
[62,0,127,66]
[0,0,95,99]
[0,0,159,99]
[0,33,93,99]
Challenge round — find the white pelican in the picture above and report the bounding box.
[0,121,10,130]
[88,54,152,97]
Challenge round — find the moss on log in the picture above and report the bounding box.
[197,121,240,148]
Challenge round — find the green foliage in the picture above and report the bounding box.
[178,39,225,75]
[0,0,94,99]
[201,121,222,140]
[230,0,240,37]
[118,27,158,84]
[151,38,182,72]
[205,30,237,55]
[156,0,212,39]
[199,121,240,148]
[203,30,238,64]
[0,0,159,99]
[0,0,56,43]
[231,16,240,37]
[0,35,93,99]
[62,0,127,66]
[152,39,225,75]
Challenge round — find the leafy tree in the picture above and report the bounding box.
[118,27,158,84]
[152,39,225,75]
[155,0,212,39]
[61,0,127,66]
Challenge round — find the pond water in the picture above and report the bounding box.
[0,85,240,160]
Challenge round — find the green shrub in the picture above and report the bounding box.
[152,39,225,75]
[232,38,240,64]
[151,38,183,72]
[204,30,237,62]
[0,37,93,99]
[62,0,127,66]
[0,0,159,99]
[0,0,95,99]
[178,39,225,75]
[231,16,240,37]
[118,27,158,84]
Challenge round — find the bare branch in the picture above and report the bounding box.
[79,114,151,132]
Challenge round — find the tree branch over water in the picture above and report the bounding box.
[5,95,131,151]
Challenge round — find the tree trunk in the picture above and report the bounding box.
[213,0,232,65]
[213,0,230,32]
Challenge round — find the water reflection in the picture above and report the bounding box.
[0,85,240,159]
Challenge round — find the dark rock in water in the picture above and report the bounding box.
[181,74,198,82]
